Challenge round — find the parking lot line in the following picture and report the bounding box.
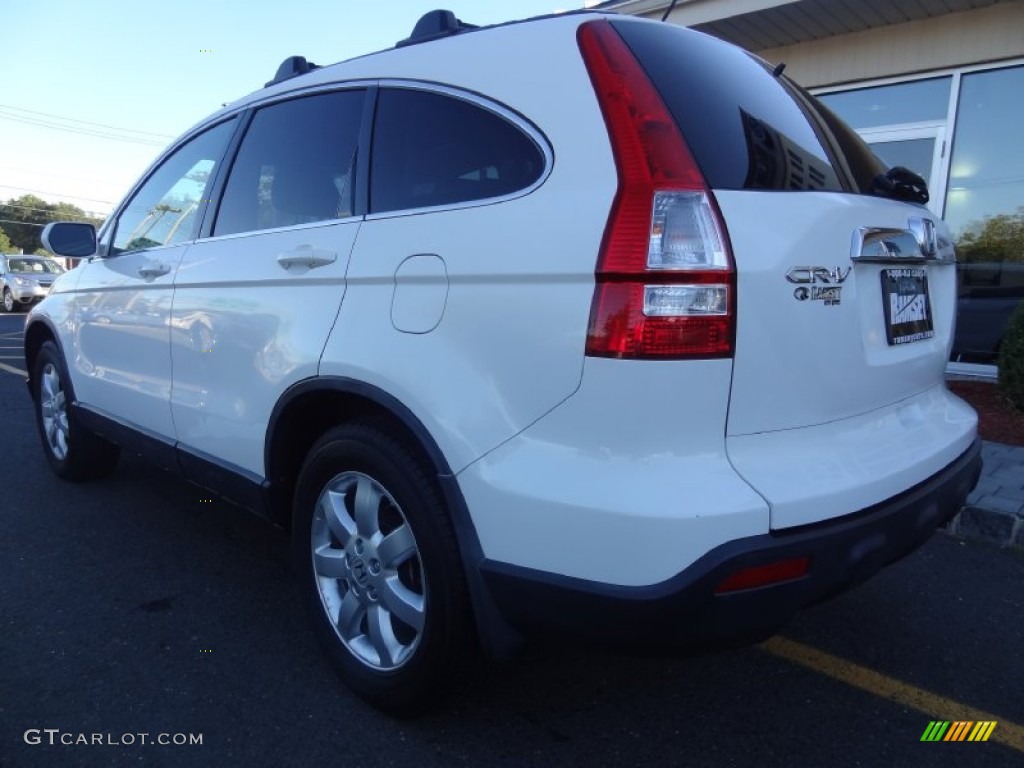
[0,361,27,376]
[762,636,1024,752]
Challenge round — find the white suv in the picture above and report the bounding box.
[30,10,981,713]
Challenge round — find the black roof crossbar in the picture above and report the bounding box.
[396,10,478,48]
[265,55,320,88]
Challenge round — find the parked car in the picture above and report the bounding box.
[0,254,65,312]
[29,9,981,714]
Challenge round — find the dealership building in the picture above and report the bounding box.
[600,0,1024,376]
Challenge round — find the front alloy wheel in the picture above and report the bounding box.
[32,340,119,480]
[39,362,70,460]
[3,289,15,313]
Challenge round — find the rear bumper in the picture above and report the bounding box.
[480,438,982,654]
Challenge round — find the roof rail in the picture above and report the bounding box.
[396,10,477,48]
[265,55,320,88]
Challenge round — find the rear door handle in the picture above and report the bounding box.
[138,263,171,278]
[276,245,337,270]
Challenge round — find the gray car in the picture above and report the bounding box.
[0,255,65,313]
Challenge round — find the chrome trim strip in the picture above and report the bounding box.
[908,216,937,257]
[947,361,997,381]
[851,226,955,265]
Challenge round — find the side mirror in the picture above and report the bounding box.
[41,222,97,259]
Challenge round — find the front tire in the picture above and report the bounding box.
[293,422,471,715]
[3,289,15,313]
[32,340,120,480]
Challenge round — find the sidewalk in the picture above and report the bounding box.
[945,441,1024,549]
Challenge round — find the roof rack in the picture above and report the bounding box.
[265,55,320,88]
[396,10,477,48]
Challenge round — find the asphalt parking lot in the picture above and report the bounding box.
[1,310,1022,768]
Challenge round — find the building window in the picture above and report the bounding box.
[817,77,952,130]
[944,65,1024,364]
[818,66,1024,366]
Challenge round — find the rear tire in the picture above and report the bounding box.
[292,422,471,716]
[32,340,120,480]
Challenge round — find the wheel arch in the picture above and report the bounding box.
[23,317,62,399]
[265,377,455,527]
[265,377,524,657]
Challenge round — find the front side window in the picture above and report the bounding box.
[213,90,366,236]
[370,88,544,214]
[112,119,236,254]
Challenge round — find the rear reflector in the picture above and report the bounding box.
[714,557,810,594]
[578,20,735,359]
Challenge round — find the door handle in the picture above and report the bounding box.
[277,245,337,270]
[138,263,171,278]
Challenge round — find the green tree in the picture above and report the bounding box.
[0,226,13,253]
[956,207,1024,264]
[0,195,105,254]
[999,300,1024,410]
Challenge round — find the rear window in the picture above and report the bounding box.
[611,20,848,193]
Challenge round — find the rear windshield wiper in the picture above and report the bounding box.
[872,166,930,205]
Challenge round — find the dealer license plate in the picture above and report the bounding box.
[881,268,934,345]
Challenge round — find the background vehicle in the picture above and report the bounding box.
[28,9,980,714]
[0,254,64,312]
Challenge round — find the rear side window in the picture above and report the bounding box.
[370,88,544,214]
[611,20,844,193]
[214,90,365,236]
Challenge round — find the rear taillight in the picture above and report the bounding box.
[578,20,735,359]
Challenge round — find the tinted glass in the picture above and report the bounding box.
[818,78,951,130]
[215,90,365,236]
[370,89,544,213]
[612,20,842,192]
[113,119,236,254]
[793,88,887,195]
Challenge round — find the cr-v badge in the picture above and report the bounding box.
[786,266,850,307]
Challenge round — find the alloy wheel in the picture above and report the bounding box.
[310,471,426,671]
[39,362,70,460]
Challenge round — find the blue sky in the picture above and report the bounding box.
[2,1,593,218]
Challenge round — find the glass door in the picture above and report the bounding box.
[858,124,947,216]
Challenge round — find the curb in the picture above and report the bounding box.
[942,441,1024,550]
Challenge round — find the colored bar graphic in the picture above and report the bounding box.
[945,721,971,741]
[969,722,998,742]
[921,721,950,741]
[922,720,997,742]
